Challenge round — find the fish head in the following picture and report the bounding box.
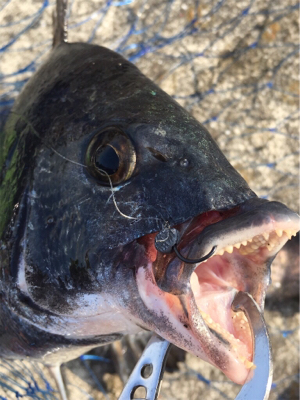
[2,42,299,383]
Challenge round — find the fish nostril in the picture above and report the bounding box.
[46,216,55,224]
[179,158,189,167]
[146,147,168,162]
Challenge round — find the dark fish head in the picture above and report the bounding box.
[1,43,299,383]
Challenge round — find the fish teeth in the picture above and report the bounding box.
[213,228,298,259]
[283,230,289,239]
[200,309,256,370]
[262,232,269,241]
[239,247,250,255]
[214,228,298,258]
[225,246,234,254]
[285,230,293,239]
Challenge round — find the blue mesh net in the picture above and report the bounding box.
[0,0,298,399]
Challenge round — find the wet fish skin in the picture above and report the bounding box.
[0,45,255,281]
[0,38,299,386]
[0,42,254,358]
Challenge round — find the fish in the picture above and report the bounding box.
[0,0,299,394]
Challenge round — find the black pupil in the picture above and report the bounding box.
[95,145,119,175]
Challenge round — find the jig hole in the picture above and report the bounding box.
[141,363,153,379]
[131,385,147,399]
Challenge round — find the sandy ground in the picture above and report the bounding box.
[0,0,299,399]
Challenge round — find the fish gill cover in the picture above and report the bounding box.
[0,0,298,399]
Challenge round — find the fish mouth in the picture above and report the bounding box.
[135,198,299,384]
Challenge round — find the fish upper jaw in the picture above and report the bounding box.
[134,198,299,384]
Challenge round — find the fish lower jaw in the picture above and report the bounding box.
[181,224,289,376]
[186,225,299,380]
[136,263,253,384]
[135,200,299,384]
[190,271,254,373]
[193,292,255,370]
[198,307,254,370]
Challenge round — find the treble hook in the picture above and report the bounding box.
[154,227,216,264]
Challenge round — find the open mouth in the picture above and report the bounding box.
[135,198,299,384]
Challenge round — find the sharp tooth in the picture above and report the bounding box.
[226,246,234,254]
[263,232,269,241]
[244,359,254,369]
[242,240,247,246]
[240,248,250,255]
[253,235,260,243]
[276,229,283,237]
[218,249,225,256]
[234,243,241,249]
[285,230,292,239]
[251,244,259,250]
[248,238,253,243]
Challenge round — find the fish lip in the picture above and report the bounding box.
[157,198,300,298]
[136,198,299,383]
[188,199,299,259]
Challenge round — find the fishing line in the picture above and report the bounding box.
[5,112,216,264]
[48,146,166,225]
[49,149,139,220]
[98,169,136,220]
[5,112,166,223]
[49,146,87,168]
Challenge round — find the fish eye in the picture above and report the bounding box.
[95,145,119,175]
[86,127,136,186]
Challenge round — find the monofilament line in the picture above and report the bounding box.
[8,113,148,221]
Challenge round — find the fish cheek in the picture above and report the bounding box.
[24,263,74,314]
[22,158,94,300]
